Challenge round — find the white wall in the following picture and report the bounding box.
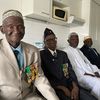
[0,0,95,50]
[0,0,70,50]
[23,18,70,49]
[89,0,100,53]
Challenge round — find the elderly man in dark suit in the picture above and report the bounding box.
[80,36,100,69]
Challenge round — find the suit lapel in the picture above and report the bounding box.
[21,42,32,68]
[46,49,53,58]
[1,38,19,73]
[22,44,28,68]
[1,38,34,76]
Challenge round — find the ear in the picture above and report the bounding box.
[67,39,69,43]
[83,41,85,43]
[0,25,4,34]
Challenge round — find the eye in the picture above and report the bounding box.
[45,37,57,42]
[8,25,14,30]
[18,25,25,29]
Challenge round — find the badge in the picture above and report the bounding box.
[25,64,38,84]
[62,63,69,78]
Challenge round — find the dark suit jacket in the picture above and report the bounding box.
[80,45,100,69]
[40,49,78,88]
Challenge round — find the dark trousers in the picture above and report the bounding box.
[55,88,97,100]
[79,87,97,100]
[55,89,70,100]
[36,87,97,100]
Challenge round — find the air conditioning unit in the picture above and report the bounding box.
[67,15,85,27]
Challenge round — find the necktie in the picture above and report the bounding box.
[14,50,21,70]
[53,52,57,57]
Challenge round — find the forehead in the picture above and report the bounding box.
[84,38,92,42]
[86,38,92,40]
[69,35,78,39]
[3,16,24,25]
[45,34,55,39]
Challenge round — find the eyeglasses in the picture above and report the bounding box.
[45,37,57,42]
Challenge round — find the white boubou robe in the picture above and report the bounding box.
[64,46,100,100]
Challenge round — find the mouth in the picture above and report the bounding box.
[10,34,22,42]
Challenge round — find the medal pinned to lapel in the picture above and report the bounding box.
[25,64,38,84]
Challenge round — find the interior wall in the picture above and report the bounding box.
[0,0,96,50]
[22,18,70,50]
[89,0,100,53]
[0,19,70,50]
[0,0,70,50]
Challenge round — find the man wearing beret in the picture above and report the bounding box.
[0,10,59,100]
[40,28,79,100]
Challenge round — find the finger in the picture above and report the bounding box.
[71,95,74,99]
[71,92,78,100]
[71,92,74,99]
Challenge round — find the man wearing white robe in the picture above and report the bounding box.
[64,32,100,100]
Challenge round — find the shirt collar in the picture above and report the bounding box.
[48,48,56,55]
[11,44,23,54]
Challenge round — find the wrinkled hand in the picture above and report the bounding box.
[71,86,79,100]
[84,72,95,77]
[94,72,100,78]
[56,85,71,97]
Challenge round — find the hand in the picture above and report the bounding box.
[71,82,79,100]
[84,72,95,77]
[56,85,71,97]
[94,72,100,78]
[71,86,79,100]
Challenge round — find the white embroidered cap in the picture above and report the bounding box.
[84,36,91,41]
[2,9,23,21]
[68,32,78,40]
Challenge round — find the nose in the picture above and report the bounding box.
[13,26,20,34]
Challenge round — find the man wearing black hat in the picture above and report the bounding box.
[40,28,79,100]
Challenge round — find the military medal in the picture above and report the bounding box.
[25,64,38,84]
[62,63,69,78]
